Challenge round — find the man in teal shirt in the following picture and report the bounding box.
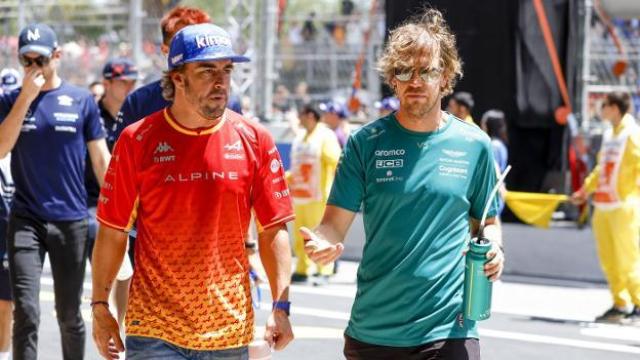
[301,8,504,359]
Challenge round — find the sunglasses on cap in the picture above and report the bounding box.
[394,67,442,83]
[19,54,51,68]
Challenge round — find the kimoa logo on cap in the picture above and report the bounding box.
[195,34,231,49]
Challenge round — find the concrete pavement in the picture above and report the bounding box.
[13,220,640,359]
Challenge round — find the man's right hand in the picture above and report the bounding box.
[570,189,587,206]
[92,304,124,359]
[299,227,344,265]
[18,68,45,103]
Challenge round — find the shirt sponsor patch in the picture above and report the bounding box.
[54,112,79,122]
[55,125,77,133]
[270,159,281,173]
[375,159,403,169]
[57,95,73,106]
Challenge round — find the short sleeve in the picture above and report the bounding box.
[0,92,16,123]
[469,140,500,220]
[84,95,106,142]
[251,130,295,229]
[96,131,139,231]
[327,134,365,212]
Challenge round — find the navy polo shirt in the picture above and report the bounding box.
[0,82,106,221]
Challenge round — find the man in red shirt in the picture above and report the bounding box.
[91,23,295,359]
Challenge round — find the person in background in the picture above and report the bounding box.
[0,69,22,95]
[572,92,640,325]
[0,23,110,359]
[0,152,14,360]
[447,91,475,125]
[0,67,21,360]
[320,101,350,148]
[112,6,211,140]
[85,58,139,333]
[89,81,105,102]
[481,109,509,214]
[374,96,400,117]
[289,104,341,285]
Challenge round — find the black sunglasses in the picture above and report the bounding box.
[19,55,51,67]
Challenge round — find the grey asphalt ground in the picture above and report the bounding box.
[19,223,640,359]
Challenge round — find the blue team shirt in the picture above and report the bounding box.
[328,113,499,346]
[0,83,106,221]
[85,100,117,207]
[113,80,169,140]
[113,80,243,141]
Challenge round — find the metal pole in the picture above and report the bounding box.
[367,13,382,112]
[261,0,277,120]
[18,0,25,30]
[580,0,593,130]
[129,0,143,68]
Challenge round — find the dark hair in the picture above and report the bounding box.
[89,81,102,88]
[605,91,631,115]
[481,109,508,144]
[300,104,321,121]
[452,91,474,110]
[161,6,211,45]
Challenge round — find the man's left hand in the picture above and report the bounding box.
[484,242,504,282]
[264,309,294,350]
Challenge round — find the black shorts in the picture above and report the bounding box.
[0,217,11,301]
[344,334,480,360]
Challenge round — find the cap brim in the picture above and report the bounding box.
[108,74,140,81]
[174,53,251,68]
[19,44,52,57]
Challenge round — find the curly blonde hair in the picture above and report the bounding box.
[377,8,462,96]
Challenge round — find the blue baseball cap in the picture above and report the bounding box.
[168,23,250,70]
[18,23,58,57]
[374,97,400,111]
[0,68,21,92]
[319,101,348,119]
[102,58,139,80]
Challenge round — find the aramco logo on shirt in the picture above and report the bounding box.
[153,141,175,163]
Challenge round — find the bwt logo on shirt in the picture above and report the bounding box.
[195,35,231,49]
[153,141,176,163]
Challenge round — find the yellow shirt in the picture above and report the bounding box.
[583,114,640,202]
[289,123,342,203]
[464,115,475,125]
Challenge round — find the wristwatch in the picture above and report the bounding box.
[272,301,291,316]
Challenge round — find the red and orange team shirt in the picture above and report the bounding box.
[97,108,294,350]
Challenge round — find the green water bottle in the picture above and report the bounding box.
[463,237,493,321]
[462,164,511,321]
